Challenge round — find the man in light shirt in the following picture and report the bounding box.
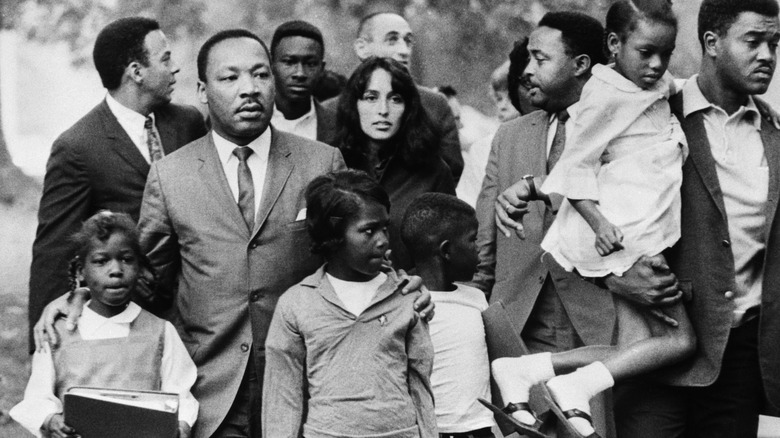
[28,16,206,353]
[269,20,338,144]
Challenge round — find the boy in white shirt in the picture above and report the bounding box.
[401,193,495,437]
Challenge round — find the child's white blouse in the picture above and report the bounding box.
[540,63,688,277]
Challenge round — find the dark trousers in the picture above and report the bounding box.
[211,353,263,438]
[614,316,763,438]
[522,276,616,438]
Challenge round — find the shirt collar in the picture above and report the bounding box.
[212,127,272,166]
[682,75,761,130]
[80,301,142,331]
[106,92,152,128]
[272,98,316,123]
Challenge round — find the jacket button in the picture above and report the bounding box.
[539,276,544,284]
[240,343,250,352]
[249,242,258,249]
[251,291,261,302]
[721,239,730,248]
[724,291,734,299]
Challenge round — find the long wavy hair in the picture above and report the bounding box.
[335,57,437,170]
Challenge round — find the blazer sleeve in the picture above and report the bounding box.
[263,293,307,438]
[137,163,180,314]
[472,131,501,295]
[28,136,91,348]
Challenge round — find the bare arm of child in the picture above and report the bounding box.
[44,413,77,438]
[570,199,624,256]
[406,315,436,438]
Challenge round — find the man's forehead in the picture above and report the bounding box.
[728,11,780,36]
[209,38,269,70]
[528,26,565,52]
[144,30,169,53]
[365,13,412,39]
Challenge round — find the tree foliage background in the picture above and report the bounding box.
[0,0,702,203]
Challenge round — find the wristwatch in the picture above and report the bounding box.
[522,174,538,201]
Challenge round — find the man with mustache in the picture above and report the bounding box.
[27,16,206,352]
[322,11,464,183]
[496,0,780,436]
[269,20,339,144]
[473,11,618,437]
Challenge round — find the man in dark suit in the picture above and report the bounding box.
[474,12,619,437]
[269,20,338,144]
[28,17,206,350]
[497,1,780,436]
[321,11,463,182]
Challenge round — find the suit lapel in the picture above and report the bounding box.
[760,118,780,239]
[683,111,728,221]
[196,134,249,233]
[99,100,150,177]
[253,128,293,238]
[154,107,179,155]
[529,112,550,223]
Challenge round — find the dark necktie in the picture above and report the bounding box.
[546,110,569,173]
[233,147,255,232]
[144,116,164,162]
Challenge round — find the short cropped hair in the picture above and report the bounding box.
[357,11,400,39]
[401,193,478,263]
[698,0,779,48]
[538,11,607,67]
[305,169,391,256]
[606,0,677,49]
[93,17,160,90]
[271,20,325,58]
[197,29,270,82]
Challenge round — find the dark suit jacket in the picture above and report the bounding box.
[138,128,346,438]
[474,111,615,347]
[666,94,780,414]
[321,85,464,183]
[28,100,206,347]
[315,99,338,146]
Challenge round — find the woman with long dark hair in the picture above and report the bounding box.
[336,57,455,270]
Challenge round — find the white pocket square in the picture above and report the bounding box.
[295,208,307,221]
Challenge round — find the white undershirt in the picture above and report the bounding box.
[326,272,387,316]
[271,98,318,140]
[212,129,272,216]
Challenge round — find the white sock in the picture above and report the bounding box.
[491,353,555,425]
[547,362,614,436]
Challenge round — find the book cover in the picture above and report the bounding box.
[63,387,179,438]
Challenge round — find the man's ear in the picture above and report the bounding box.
[573,53,592,78]
[702,30,719,58]
[127,61,145,85]
[438,239,452,261]
[197,80,208,105]
[354,38,370,60]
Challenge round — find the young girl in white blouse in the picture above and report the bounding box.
[10,211,198,438]
[490,2,696,437]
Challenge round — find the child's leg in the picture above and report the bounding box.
[546,296,695,435]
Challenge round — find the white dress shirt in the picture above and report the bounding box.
[212,129,272,217]
[105,93,161,163]
[271,98,318,140]
[682,76,767,326]
[9,302,199,437]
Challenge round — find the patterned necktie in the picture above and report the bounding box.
[144,116,164,162]
[233,147,255,232]
[546,110,569,173]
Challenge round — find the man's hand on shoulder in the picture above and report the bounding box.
[33,288,89,351]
